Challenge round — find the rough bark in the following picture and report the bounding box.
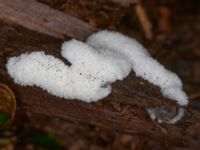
[0,21,195,145]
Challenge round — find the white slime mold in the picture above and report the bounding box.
[6,30,188,123]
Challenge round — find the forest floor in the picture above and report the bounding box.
[0,0,200,149]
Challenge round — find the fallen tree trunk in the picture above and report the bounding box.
[0,0,97,40]
[0,21,196,145]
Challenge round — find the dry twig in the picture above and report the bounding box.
[135,3,153,40]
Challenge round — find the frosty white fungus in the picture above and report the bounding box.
[6,30,188,106]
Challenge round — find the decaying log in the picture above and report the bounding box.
[0,21,195,145]
[0,0,97,40]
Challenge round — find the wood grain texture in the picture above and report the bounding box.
[0,0,97,40]
[0,21,194,145]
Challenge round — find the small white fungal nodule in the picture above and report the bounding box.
[6,30,188,123]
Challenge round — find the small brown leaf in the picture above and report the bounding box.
[0,83,16,121]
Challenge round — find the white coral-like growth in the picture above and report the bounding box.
[7,40,131,102]
[6,30,188,123]
[87,31,188,106]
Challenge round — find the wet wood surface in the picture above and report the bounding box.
[0,21,196,145]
